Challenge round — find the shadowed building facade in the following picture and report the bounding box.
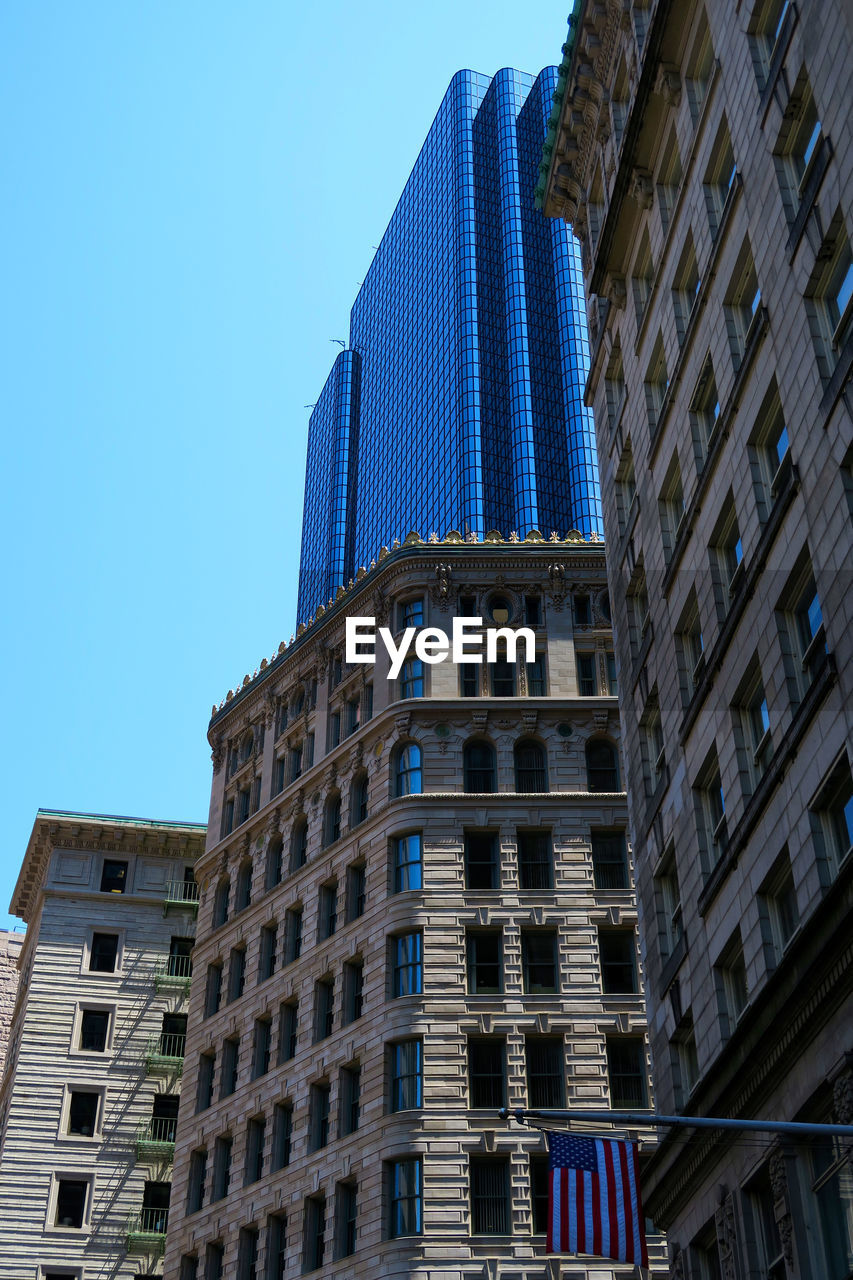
[297,68,602,623]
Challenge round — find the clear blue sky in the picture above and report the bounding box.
[0,1,570,927]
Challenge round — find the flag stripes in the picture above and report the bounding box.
[546,1131,648,1267]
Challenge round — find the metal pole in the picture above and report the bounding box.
[499,1108,853,1138]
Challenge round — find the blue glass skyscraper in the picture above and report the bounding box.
[297,67,601,622]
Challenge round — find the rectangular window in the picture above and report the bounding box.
[810,755,853,882]
[470,1157,510,1234]
[67,1090,99,1137]
[252,1018,271,1079]
[724,244,761,371]
[393,833,422,892]
[464,831,499,890]
[654,848,684,961]
[576,652,597,696]
[591,830,628,890]
[342,959,364,1025]
[187,1149,207,1214]
[54,1178,88,1228]
[272,1102,293,1171]
[266,1213,287,1280]
[391,933,422,997]
[598,928,638,993]
[220,1036,239,1098]
[314,978,334,1041]
[530,1154,549,1233]
[517,829,553,890]
[527,654,547,696]
[339,1065,361,1137]
[524,595,541,625]
[309,1082,331,1151]
[228,947,246,1003]
[468,1038,506,1108]
[460,665,479,697]
[89,933,119,974]
[244,1116,265,1185]
[606,1037,648,1107]
[401,598,424,628]
[335,1181,358,1259]
[675,589,705,705]
[389,1039,423,1112]
[346,862,366,921]
[388,1158,422,1238]
[467,930,502,994]
[258,924,278,983]
[522,930,558,994]
[79,1008,110,1053]
[303,1194,326,1272]
[715,938,749,1037]
[100,859,127,894]
[758,853,800,967]
[206,1243,225,1280]
[196,1052,215,1112]
[284,907,303,963]
[211,1136,232,1201]
[237,1227,259,1280]
[278,1001,297,1063]
[318,882,338,941]
[526,1036,565,1107]
[204,963,222,1019]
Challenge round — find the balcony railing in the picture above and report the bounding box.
[135,1116,177,1161]
[126,1206,169,1254]
[145,1034,186,1076]
[163,880,199,915]
[154,953,193,994]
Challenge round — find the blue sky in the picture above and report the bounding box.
[0,1,569,928]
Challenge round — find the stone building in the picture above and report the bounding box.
[0,809,206,1278]
[539,0,853,1275]
[164,537,665,1279]
[0,932,24,1079]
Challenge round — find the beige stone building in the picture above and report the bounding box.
[0,932,24,1079]
[539,0,853,1275]
[0,809,206,1278]
[164,537,666,1278]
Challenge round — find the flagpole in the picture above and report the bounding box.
[500,1107,853,1138]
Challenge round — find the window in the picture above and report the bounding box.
[346,862,366,920]
[212,1136,232,1201]
[464,740,496,792]
[517,830,552,890]
[574,592,592,625]
[464,831,498,890]
[526,1036,565,1107]
[627,563,650,660]
[631,228,654,329]
[78,1008,110,1053]
[527,653,547,695]
[468,1038,506,1108]
[656,127,683,237]
[604,340,626,430]
[591,829,628,890]
[393,832,422,891]
[460,663,479,697]
[586,739,619,792]
[290,818,308,871]
[775,70,824,226]
[206,1243,225,1280]
[807,220,853,380]
[187,1149,207,1214]
[641,697,665,797]
[733,662,772,792]
[400,658,424,699]
[252,1017,271,1079]
[272,1102,293,1171]
[644,334,669,435]
[685,9,714,124]
[238,1226,259,1280]
[672,233,700,348]
[758,851,800,967]
[715,936,749,1036]
[525,594,541,625]
[703,116,737,243]
[710,495,745,615]
[339,1065,360,1137]
[606,1038,648,1107]
[522,930,558,994]
[689,354,721,471]
[530,1154,549,1233]
[328,711,341,750]
[278,1001,298,1063]
[54,1177,88,1228]
[314,977,334,1041]
[598,929,638,994]
[694,750,728,872]
[335,1180,358,1259]
[654,847,683,961]
[395,742,422,796]
[615,439,637,536]
[345,697,360,737]
[228,947,246,1003]
[235,861,252,913]
[303,1194,326,1272]
[267,1213,287,1280]
[258,924,278,983]
[488,650,515,696]
[807,1131,853,1277]
[244,1117,265,1185]
[388,1158,422,1238]
[220,1036,239,1098]
[809,754,853,881]
[467,930,502,995]
[157,1011,186,1061]
[350,772,368,826]
[389,1039,423,1112]
[724,244,761,371]
[342,959,364,1025]
[671,1019,700,1109]
[289,742,304,784]
[285,907,303,963]
[400,597,424,629]
[100,859,127,894]
[748,0,793,91]
[309,1082,331,1151]
[323,793,341,847]
[318,881,338,940]
[89,932,119,974]
[197,1051,215,1112]
[222,797,235,837]
[213,877,230,928]
[675,589,705,705]
[67,1090,99,1137]
[658,454,685,564]
[149,1094,178,1146]
[273,754,286,796]
[576,651,597,696]
[391,933,422,997]
[180,1255,200,1280]
[265,836,283,890]
[748,380,790,522]
[777,556,827,704]
[469,1156,510,1235]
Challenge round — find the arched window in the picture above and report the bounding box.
[400,658,424,699]
[395,743,422,797]
[265,835,283,890]
[351,772,369,827]
[235,860,253,912]
[324,793,342,847]
[464,740,496,793]
[213,877,230,928]
[239,729,254,764]
[514,739,548,792]
[586,739,620,792]
[291,817,308,872]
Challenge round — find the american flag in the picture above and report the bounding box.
[546,1130,649,1267]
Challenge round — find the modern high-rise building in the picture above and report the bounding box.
[165,534,665,1279]
[297,67,602,623]
[540,0,853,1275]
[0,809,206,1278]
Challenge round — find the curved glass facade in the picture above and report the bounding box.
[297,67,601,622]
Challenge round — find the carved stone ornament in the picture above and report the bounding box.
[371,589,389,628]
[211,736,224,773]
[630,169,654,210]
[604,273,627,310]
[430,562,452,606]
[669,1247,685,1280]
[769,1149,794,1268]
[833,1071,853,1125]
[654,63,682,107]
[264,691,276,729]
[714,1193,740,1280]
[548,562,568,604]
